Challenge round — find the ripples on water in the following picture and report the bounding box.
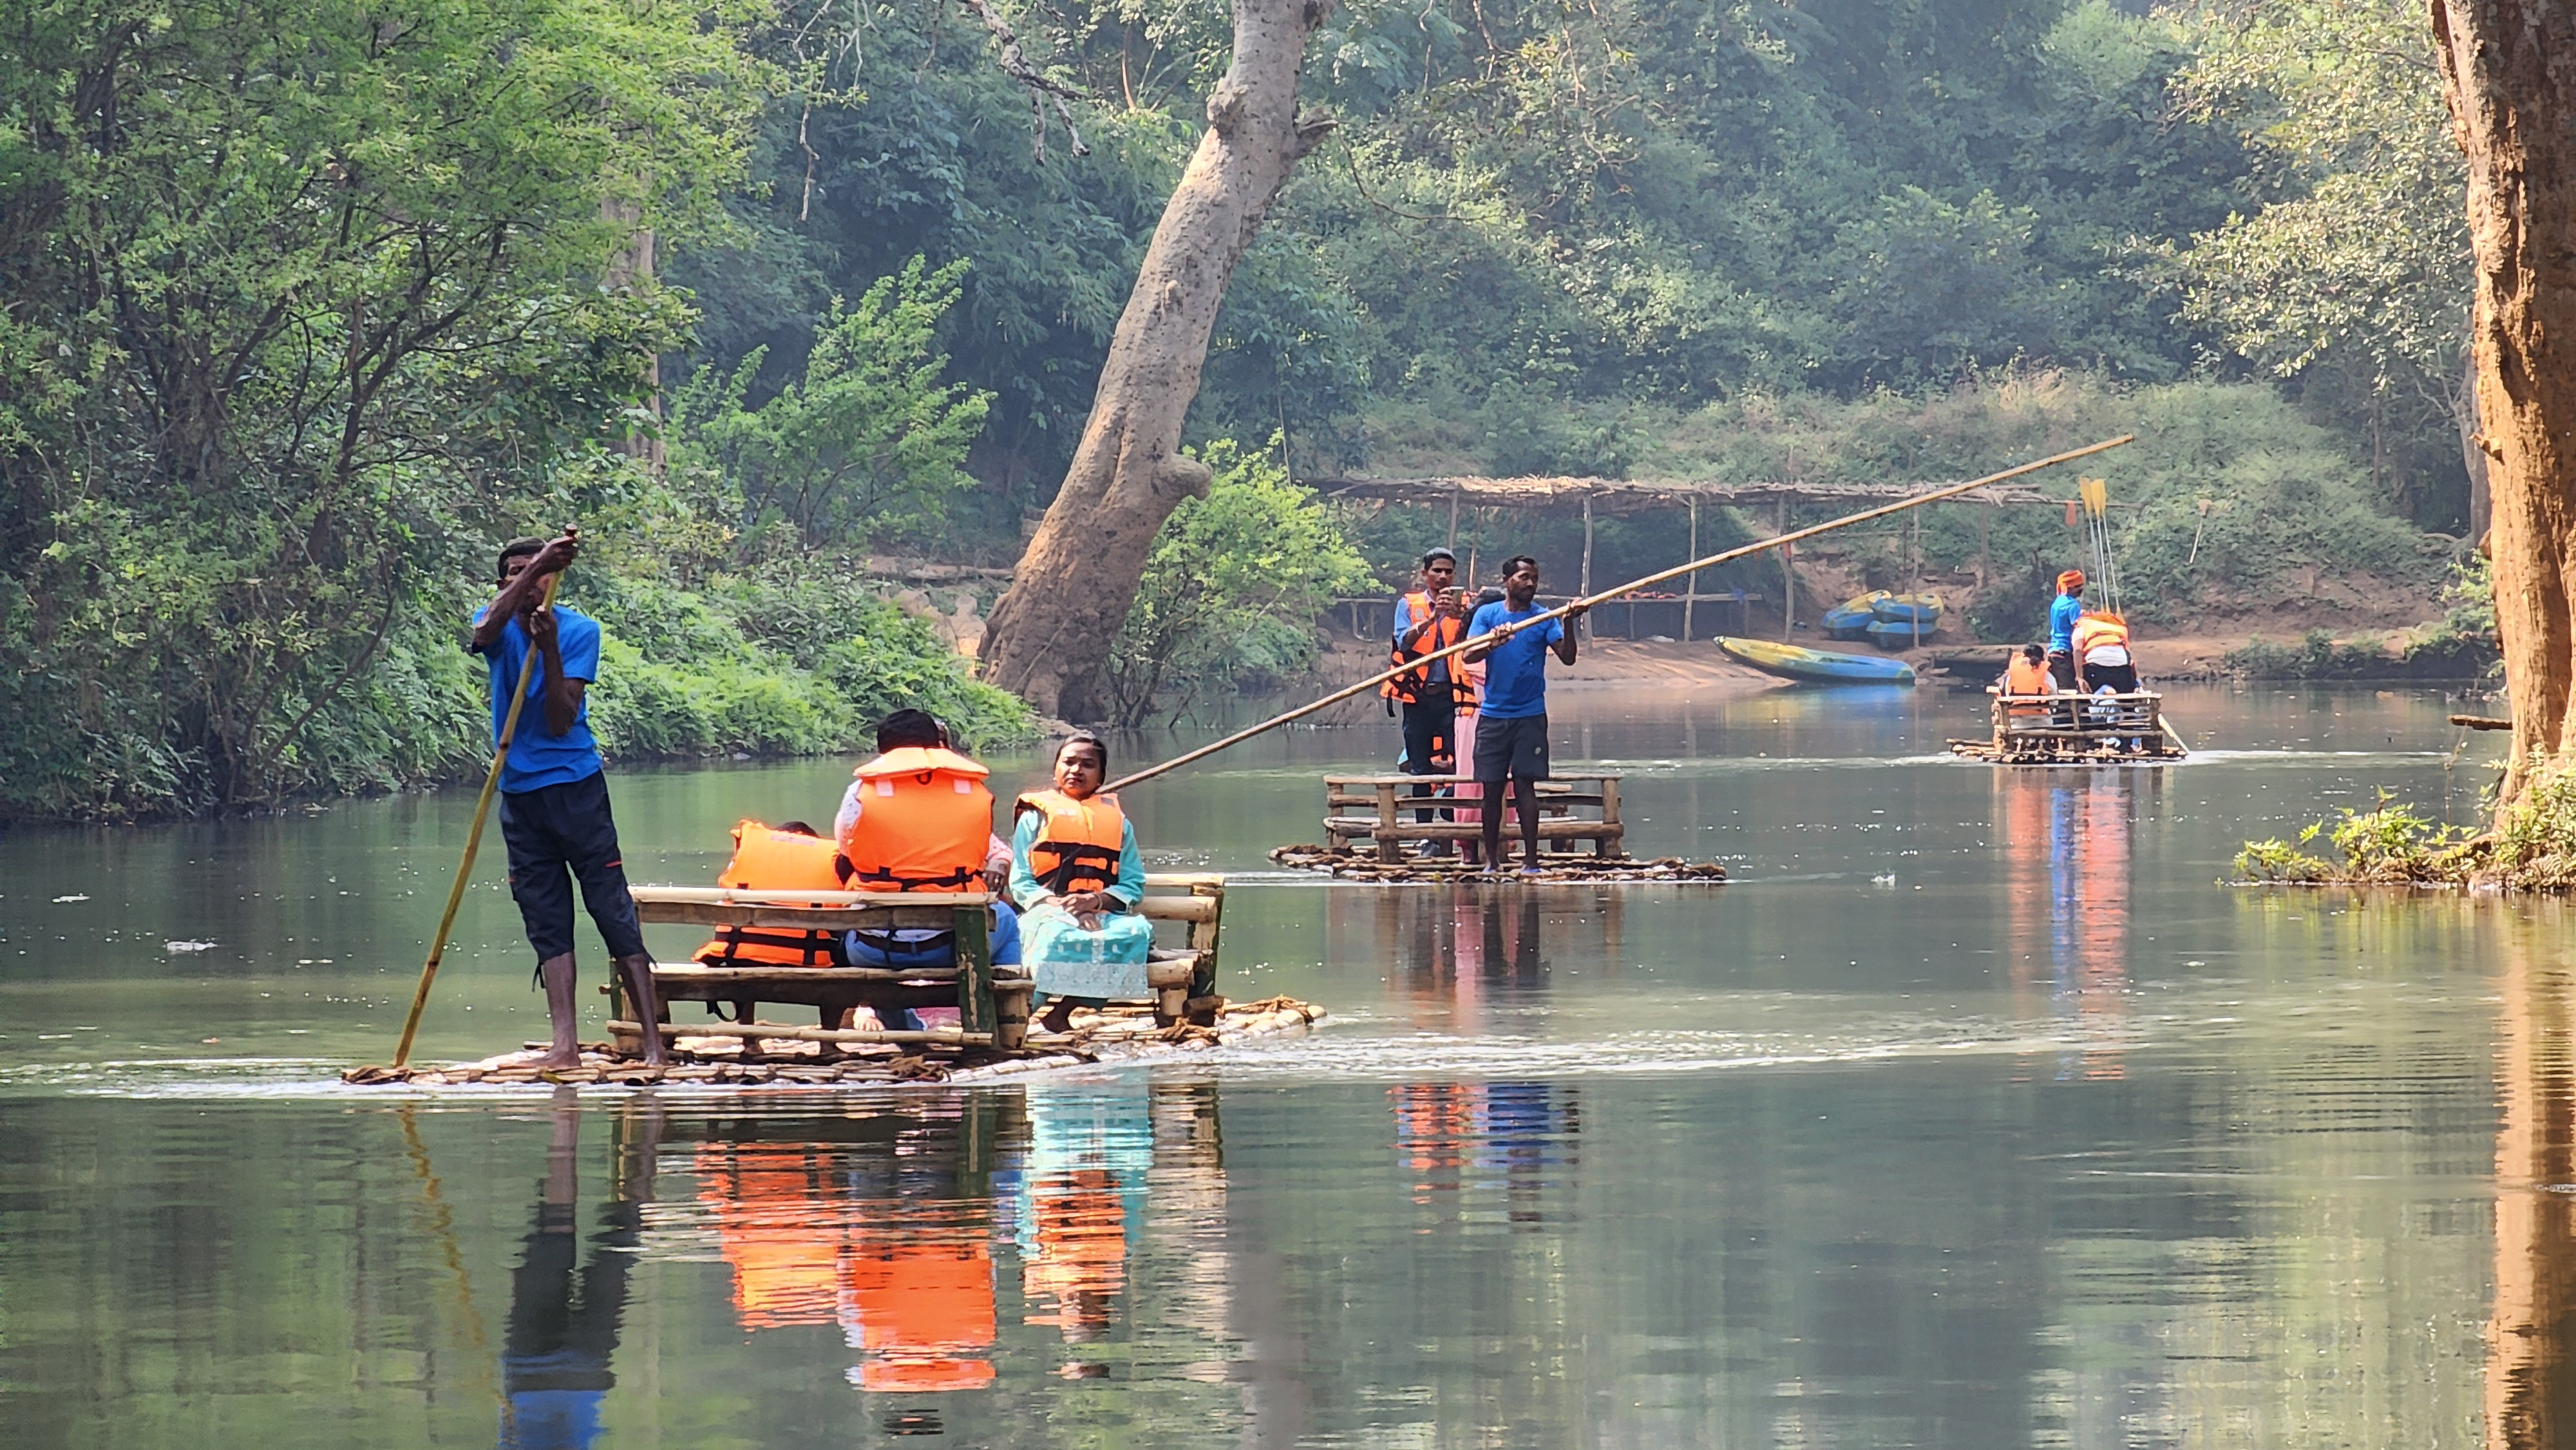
[6,681,2573,1447]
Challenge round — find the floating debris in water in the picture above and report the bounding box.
[52,894,89,903]
[1267,844,1727,884]
[1871,873,1897,886]
[164,940,218,953]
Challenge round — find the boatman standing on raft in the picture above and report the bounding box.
[2046,569,2086,693]
[470,531,668,1069]
[1463,556,1587,874]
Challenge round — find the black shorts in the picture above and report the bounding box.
[1473,713,1550,785]
[498,771,649,965]
[2081,659,2139,693]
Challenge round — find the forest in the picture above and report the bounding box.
[1,0,2472,818]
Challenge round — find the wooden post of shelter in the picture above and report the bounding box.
[1776,500,1794,639]
[1446,485,1460,550]
[1683,496,1699,643]
[1580,491,1596,644]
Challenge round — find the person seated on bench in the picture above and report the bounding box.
[834,710,1016,1029]
[1011,731,1149,1035]
[1998,643,2052,727]
[692,820,849,1028]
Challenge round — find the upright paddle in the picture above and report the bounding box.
[1103,435,2136,793]
[390,567,564,1068]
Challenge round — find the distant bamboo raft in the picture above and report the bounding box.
[1947,689,2186,764]
[1269,842,1728,883]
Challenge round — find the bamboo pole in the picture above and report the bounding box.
[607,1018,996,1049]
[1103,435,2136,793]
[390,566,565,1068]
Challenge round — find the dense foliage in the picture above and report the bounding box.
[1103,439,1376,725]
[0,0,2483,817]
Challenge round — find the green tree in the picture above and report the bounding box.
[0,0,770,818]
[2154,0,2471,523]
[1103,438,1375,726]
[674,258,994,551]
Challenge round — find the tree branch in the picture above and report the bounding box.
[955,0,1089,159]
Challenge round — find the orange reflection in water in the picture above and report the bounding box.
[1996,769,2136,1080]
[694,1143,998,1393]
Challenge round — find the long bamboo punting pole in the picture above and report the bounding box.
[390,567,564,1068]
[1103,435,2135,793]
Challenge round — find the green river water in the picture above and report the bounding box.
[4,678,2565,1447]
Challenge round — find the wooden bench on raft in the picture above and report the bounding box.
[614,872,1227,1054]
[1948,690,2186,763]
[1321,772,1626,861]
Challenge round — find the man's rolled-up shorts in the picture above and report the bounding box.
[499,771,649,963]
[1473,713,1550,785]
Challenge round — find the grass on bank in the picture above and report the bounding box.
[2235,777,2576,892]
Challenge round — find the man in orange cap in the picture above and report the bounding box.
[2046,570,2087,693]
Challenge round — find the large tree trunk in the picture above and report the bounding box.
[2433,0,2576,815]
[978,0,1336,722]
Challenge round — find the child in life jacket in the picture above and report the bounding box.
[1011,731,1149,1035]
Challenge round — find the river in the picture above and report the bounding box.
[3,678,2562,1447]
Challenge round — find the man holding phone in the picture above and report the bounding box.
[1386,547,1472,852]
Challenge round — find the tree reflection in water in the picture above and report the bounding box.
[2490,918,2576,1448]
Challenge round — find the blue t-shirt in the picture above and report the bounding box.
[470,604,604,793]
[2047,593,2084,653]
[1469,601,1564,720]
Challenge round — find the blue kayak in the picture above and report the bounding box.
[1719,636,1918,684]
[1821,591,1889,639]
[1872,592,1944,625]
[1863,617,1938,650]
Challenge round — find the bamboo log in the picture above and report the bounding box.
[609,1019,998,1048]
[1103,435,2135,792]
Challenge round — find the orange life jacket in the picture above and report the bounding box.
[694,821,844,968]
[1381,592,1477,706]
[2072,612,2131,660]
[2000,655,2052,717]
[1014,788,1127,898]
[837,747,996,892]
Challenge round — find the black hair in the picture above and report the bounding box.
[1421,547,1457,570]
[1056,730,1108,772]
[1501,554,1540,579]
[496,536,547,582]
[2021,643,2045,662]
[876,708,946,751]
[777,820,819,836]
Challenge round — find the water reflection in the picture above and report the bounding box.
[1996,769,2155,1078]
[501,1090,658,1449]
[1339,888,1631,1032]
[564,1080,1239,1409]
[2491,924,2576,1448]
[1390,1081,1580,1228]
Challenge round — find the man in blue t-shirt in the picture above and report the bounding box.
[1462,555,1589,872]
[469,533,666,1068]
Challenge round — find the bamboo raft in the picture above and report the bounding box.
[344,872,1327,1085]
[1947,688,2187,764]
[1269,842,1727,883]
[341,997,1327,1087]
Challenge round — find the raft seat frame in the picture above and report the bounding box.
[621,872,1227,1052]
[1948,689,2185,764]
[1321,773,1626,862]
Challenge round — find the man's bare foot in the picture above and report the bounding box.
[535,1043,583,1069]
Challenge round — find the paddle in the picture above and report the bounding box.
[1102,435,2136,793]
